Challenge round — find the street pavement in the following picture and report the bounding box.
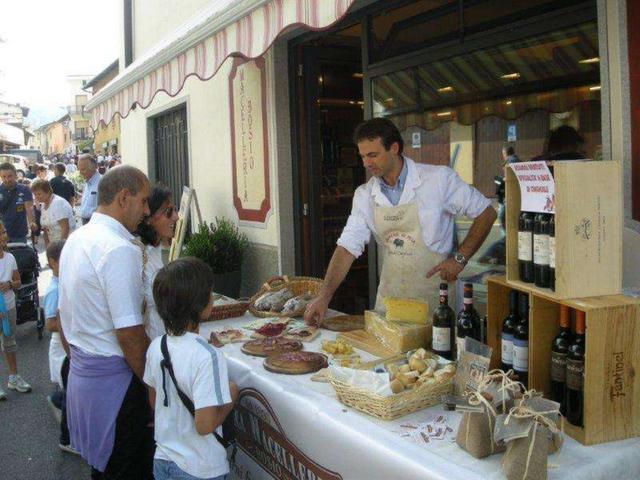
[0,243,89,480]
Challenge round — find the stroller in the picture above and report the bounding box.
[8,243,45,339]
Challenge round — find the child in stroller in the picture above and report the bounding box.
[8,241,45,339]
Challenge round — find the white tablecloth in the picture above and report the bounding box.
[199,313,640,480]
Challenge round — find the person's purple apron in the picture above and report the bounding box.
[66,345,133,472]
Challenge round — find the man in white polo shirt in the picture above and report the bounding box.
[305,118,496,324]
[59,165,153,479]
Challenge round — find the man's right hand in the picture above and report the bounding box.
[304,295,330,326]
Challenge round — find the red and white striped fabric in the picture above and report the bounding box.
[89,0,355,129]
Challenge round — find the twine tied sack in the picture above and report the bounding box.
[455,370,520,458]
[496,394,563,480]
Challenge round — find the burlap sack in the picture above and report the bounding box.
[456,406,506,458]
[502,422,549,480]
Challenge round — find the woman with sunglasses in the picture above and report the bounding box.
[136,185,179,340]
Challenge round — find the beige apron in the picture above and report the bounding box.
[374,201,446,312]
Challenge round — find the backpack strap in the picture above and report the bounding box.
[159,335,230,449]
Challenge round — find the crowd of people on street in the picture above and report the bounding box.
[0,156,237,480]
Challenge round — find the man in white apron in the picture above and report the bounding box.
[304,118,496,323]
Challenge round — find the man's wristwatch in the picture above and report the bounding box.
[453,252,468,266]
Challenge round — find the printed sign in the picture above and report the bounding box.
[509,161,555,214]
[168,186,193,261]
[229,58,271,224]
[411,132,421,148]
[233,388,343,480]
[507,124,517,142]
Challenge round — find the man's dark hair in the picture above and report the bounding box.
[546,125,585,157]
[97,165,148,206]
[46,240,66,262]
[55,162,66,175]
[153,257,214,335]
[0,162,17,174]
[36,164,46,173]
[78,153,97,166]
[136,185,173,246]
[353,118,404,155]
[503,145,515,156]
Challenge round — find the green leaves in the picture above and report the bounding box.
[183,217,249,274]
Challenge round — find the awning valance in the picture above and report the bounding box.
[86,0,356,129]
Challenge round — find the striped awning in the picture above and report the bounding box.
[86,0,356,129]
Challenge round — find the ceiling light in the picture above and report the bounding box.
[589,85,601,91]
[385,97,394,103]
[505,100,513,105]
[579,57,600,64]
[436,111,452,117]
[318,76,323,84]
[352,73,363,79]
[438,86,454,93]
[501,73,521,80]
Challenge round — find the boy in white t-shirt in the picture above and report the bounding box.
[144,257,238,480]
[0,221,31,399]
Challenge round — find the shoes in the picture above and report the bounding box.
[0,385,6,401]
[7,375,32,393]
[47,394,62,424]
[59,443,80,455]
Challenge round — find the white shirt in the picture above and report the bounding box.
[143,244,166,340]
[0,252,17,309]
[66,164,77,174]
[59,212,144,357]
[79,172,101,219]
[144,332,232,479]
[337,158,491,257]
[41,194,75,243]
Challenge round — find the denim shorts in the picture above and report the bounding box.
[153,459,227,480]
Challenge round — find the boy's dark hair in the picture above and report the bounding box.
[46,240,66,263]
[135,185,173,246]
[153,257,214,335]
[502,145,515,156]
[353,118,404,155]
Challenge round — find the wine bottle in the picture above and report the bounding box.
[549,214,556,291]
[534,213,550,288]
[501,290,519,372]
[432,283,455,360]
[550,304,572,415]
[456,283,480,359]
[518,212,535,283]
[566,310,586,426]
[513,293,529,388]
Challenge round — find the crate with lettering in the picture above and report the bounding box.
[505,160,622,299]
[487,275,640,445]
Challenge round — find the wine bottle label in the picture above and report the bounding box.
[463,297,473,305]
[566,358,584,391]
[518,231,532,261]
[433,327,451,352]
[501,333,513,365]
[456,336,466,360]
[550,351,567,382]
[533,234,550,265]
[549,236,556,269]
[513,339,529,371]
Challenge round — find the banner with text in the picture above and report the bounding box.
[509,161,555,214]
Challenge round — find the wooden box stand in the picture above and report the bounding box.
[505,160,622,299]
[487,275,640,445]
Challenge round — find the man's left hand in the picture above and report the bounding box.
[426,258,465,282]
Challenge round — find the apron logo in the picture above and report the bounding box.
[393,238,404,249]
[385,232,416,254]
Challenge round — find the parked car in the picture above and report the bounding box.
[0,154,30,177]
[7,148,42,165]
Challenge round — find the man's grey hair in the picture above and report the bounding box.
[98,165,148,206]
[78,153,97,166]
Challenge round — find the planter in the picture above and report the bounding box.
[213,270,242,299]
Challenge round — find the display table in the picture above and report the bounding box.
[199,313,640,480]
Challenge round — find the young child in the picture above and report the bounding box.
[144,257,238,480]
[43,240,77,454]
[0,220,30,399]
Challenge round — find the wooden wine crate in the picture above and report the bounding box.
[487,275,640,445]
[505,160,622,299]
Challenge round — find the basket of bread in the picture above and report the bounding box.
[206,294,250,322]
[328,348,455,420]
[249,275,323,318]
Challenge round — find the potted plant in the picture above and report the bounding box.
[183,217,249,298]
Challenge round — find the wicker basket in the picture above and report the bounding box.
[248,275,323,318]
[205,299,250,322]
[328,374,453,420]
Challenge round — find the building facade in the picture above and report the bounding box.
[85,60,120,155]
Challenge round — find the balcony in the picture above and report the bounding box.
[67,105,87,115]
[72,132,91,141]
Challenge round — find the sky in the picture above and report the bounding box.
[0,0,119,126]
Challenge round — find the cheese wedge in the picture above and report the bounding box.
[383,297,429,324]
[365,310,429,353]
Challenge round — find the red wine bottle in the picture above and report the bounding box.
[549,214,556,291]
[432,283,455,360]
[566,310,585,426]
[456,283,480,360]
[513,293,529,388]
[518,212,534,283]
[534,213,550,288]
[550,305,572,415]
[501,290,519,372]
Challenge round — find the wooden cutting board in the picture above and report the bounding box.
[264,352,328,375]
[322,315,364,332]
[241,338,303,357]
[337,329,397,358]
